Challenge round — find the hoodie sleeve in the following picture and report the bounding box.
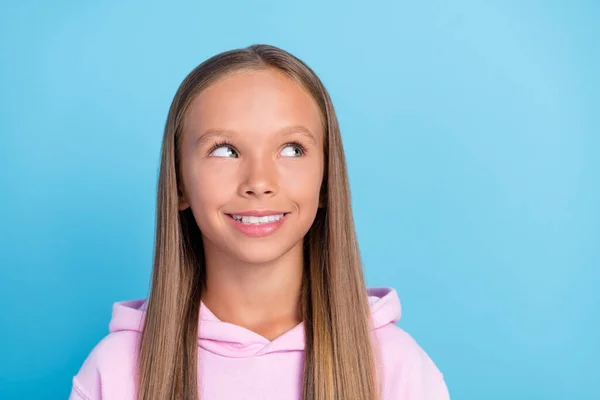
[374,324,450,400]
[396,350,449,400]
[402,339,450,400]
[68,330,140,399]
[406,345,450,400]
[430,379,450,400]
[69,377,93,400]
[68,347,102,400]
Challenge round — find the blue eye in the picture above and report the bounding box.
[280,143,305,157]
[209,143,238,158]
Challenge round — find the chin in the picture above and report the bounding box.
[227,240,301,265]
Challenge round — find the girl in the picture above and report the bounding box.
[69,44,449,400]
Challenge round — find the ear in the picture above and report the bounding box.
[179,199,190,211]
[178,187,190,211]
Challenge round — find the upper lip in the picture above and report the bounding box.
[225,210,289,217]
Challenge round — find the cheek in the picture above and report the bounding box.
[280,160,323,206]
[187,161,238,209]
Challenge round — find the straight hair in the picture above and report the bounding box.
[137,44,381,400]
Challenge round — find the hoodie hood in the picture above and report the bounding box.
[108,287,401,358]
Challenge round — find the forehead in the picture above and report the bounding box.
[184,68,324,141]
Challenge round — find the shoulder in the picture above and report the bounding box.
[375,323,435,369]
[70,331,139,399]
[373,323,450,400]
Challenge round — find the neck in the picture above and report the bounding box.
[200,238,304,337]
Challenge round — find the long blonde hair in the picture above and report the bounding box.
[138,44,380,400]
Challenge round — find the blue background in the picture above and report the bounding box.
[1,1,598,398]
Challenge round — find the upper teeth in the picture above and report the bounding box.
[232,214,285,225]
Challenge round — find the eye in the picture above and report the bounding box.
[280,142,305,157]
[209,142,238,158]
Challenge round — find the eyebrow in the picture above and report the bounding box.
[195,125,317,147]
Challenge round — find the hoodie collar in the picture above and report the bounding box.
[109,287,401,358]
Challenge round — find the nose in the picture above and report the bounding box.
[238,155,278,199]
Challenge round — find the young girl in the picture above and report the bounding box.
[69,44,449,400]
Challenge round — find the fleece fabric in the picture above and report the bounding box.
[69,287,449,399]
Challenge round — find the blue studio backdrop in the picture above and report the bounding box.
[1,1,598,399]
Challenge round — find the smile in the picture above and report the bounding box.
[229,213,287,225]
[224,211,291,237]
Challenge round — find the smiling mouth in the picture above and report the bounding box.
[225,213,290,225]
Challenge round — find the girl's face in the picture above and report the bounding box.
[178,68,325,264]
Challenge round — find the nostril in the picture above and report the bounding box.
[245,189,273,195]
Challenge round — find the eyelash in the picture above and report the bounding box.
[285,141,307,156]
[207,140,236,156]
[206,140,307,157]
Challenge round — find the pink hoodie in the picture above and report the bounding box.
[69,287,449,399]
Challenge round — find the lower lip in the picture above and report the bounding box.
[225,213,290,237]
